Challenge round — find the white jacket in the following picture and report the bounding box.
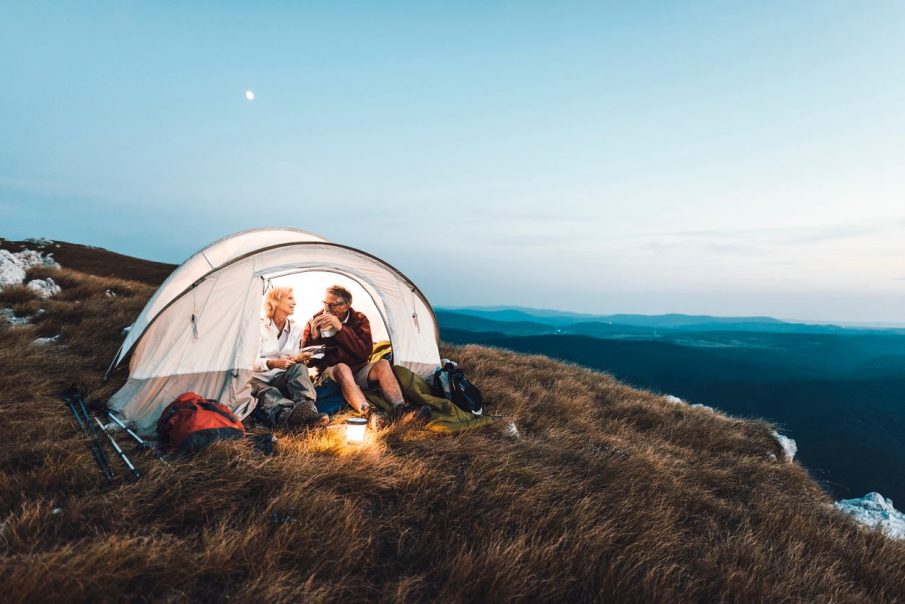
[253,316,305,382]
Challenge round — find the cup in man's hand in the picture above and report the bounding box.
[319,314,336,338]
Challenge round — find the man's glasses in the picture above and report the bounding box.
[322,300,348,308]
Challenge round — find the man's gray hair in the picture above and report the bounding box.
[326,285,352,305]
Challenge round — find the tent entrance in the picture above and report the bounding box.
[267,269,392,346]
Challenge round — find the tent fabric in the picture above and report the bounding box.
[108,229,441,435]
[113,227,328,368]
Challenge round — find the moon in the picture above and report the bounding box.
[245,90,255,101]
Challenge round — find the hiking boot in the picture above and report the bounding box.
[365,407,390,431]
[306,413,330,428]
[286,401,329,429]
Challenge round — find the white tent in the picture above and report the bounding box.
[107,228,441,434]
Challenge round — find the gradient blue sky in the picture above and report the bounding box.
[3,1,904,323]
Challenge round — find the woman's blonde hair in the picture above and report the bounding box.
[264,286,293,319]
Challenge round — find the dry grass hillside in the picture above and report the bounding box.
[1,255,904,602]
[0,238,176,284]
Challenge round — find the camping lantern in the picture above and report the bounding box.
[346,417,367,444]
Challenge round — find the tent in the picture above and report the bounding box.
[107,227,441,434]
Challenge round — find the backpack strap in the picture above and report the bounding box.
[198,400,240,423]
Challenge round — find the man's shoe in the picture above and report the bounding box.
[305,413,330,428]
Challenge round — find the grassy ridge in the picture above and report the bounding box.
[1,266,904,602]
[439,328,905,505]
[0,238,176,285]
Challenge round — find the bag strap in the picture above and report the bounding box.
[198,400,240,423]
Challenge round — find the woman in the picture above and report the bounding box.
[248,286,328,429]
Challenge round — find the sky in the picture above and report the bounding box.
[2,1,905,323]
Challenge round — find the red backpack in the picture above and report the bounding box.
[156,392,245,452]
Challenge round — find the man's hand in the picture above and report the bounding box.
[314,314,343,332]
[267,356,296,370]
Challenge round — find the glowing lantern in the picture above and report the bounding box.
[346,417,367,444]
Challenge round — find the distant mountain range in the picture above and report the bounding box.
[437,306,905,336]
[438,307,905,505]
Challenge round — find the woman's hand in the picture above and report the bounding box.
[268,356,296,370]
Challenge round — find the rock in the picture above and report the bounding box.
[504,421,520,439]
[27,278,61,299]
[1,308,30,326]
[33,335,60,346]
[836,492,905,540]
[0,250,27,287]
[0,248,61,289]
[16,249,60,270]
[665,394,716,413]
[771,430,797,462]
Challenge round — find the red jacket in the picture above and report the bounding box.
[302,309,373,373]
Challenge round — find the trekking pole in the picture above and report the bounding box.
[94,417,141,479]
[63,390,115,481]
[106,411,144,444]
[64,395,86,432]
[73,405,111,477]
[107,411,169,464]
[72,390,116,481]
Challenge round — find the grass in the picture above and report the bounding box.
[0,238,176,285]
[1,256,904,602]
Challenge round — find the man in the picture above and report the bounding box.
[303,285,420,427]
[249,286,329,429]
